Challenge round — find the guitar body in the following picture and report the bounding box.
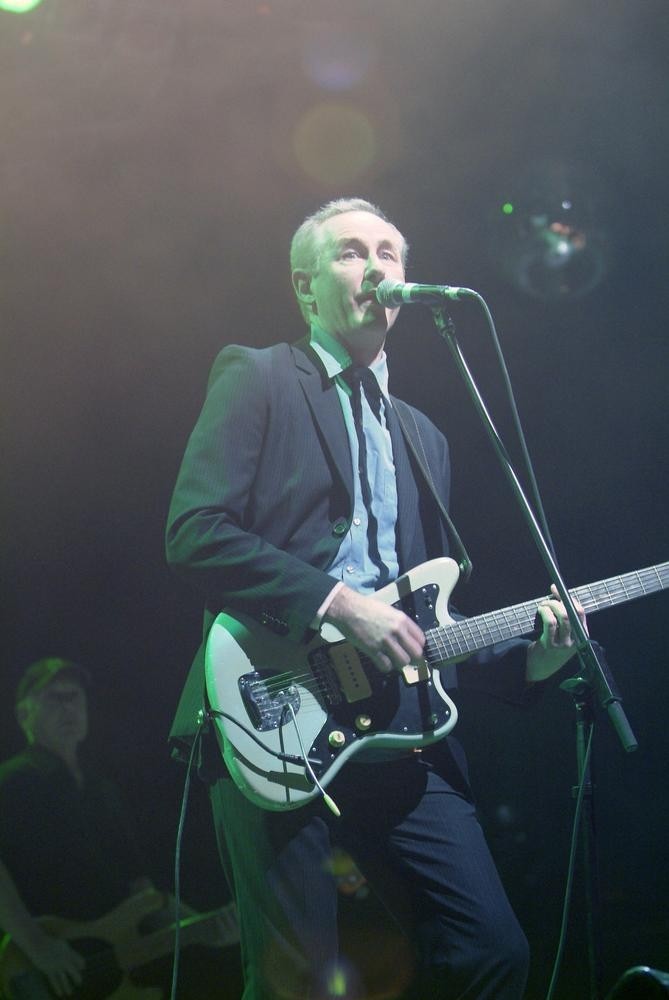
[0,891,165,1000]
[206,554,669,813]
[0,891,238,1000]
[205,557,461,811]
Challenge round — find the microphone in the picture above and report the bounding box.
[376,278,474,307]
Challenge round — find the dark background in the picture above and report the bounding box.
[2,2,668,997]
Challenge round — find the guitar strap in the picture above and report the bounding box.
[391,398,473,582]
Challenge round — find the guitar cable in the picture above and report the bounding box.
[286,703,341,817]
[206,707,323,768]
[169,710,205,1000]
[207,706,341,817]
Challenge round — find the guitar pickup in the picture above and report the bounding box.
[328,645,373,703]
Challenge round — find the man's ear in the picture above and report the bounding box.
[292,270,316,311]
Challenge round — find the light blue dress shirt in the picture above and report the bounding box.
[309,324,400,595]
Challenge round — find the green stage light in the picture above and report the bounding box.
[0,0,45,11]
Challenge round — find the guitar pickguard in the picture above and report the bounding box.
[205,558,462,809]
[303,580,451,763]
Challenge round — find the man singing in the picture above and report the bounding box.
[166,198,585,999]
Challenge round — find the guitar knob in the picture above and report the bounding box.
[328,730,346,748]
[355,714,372,732]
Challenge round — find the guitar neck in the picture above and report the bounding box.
[426,562,669,663]
[117,904,236,971]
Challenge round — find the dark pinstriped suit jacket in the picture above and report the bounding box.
[166,337,529,752]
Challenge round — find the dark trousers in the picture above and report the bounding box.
[210,741,529,1000]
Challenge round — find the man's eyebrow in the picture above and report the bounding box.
[335,236,365,248]
[334,236,401,252]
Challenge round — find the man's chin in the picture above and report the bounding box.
[360,306,396,335]
[337,326,388,364]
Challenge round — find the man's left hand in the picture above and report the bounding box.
[525,585,588,682]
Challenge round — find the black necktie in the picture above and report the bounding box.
[344,365,383,425]
[342,367,384,496]
[341,366,389,582]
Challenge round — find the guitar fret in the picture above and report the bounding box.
[426,561,669,667]
[207,558,668,812]
[573,564,669,614]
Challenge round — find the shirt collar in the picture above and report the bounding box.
[309,322,390,398]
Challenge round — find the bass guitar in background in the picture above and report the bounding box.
[0,889,239,1000]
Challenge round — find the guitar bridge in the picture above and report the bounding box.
[239,672,301,731]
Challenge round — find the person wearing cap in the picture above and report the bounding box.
[0,658,237,998]
[0,658,153,996]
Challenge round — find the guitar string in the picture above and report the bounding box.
[259,581,661,695]
[255,566,668,698]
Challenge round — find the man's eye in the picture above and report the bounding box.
[341,249,360,260]
[380,250,397,261]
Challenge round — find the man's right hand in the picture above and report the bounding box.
[28,930,85,998]
[322,585,425,673]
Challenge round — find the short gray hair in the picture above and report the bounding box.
[290,197,408,323]
[291,197,407,272]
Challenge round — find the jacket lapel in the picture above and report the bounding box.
[290,340,353,502]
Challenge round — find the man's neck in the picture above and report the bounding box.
[64,751,83,786]
[34,741,84,787]
[310,321,386,368]
[342,337,386,368]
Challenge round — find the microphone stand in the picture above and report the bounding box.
[430,305,638,1000]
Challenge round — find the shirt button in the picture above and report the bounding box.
[346,565,355,574]
[353,517,361,527]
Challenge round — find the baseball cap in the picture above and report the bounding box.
[15,657,91,706]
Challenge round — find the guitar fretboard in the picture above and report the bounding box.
[425,562,669,663]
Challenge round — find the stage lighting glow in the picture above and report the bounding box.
[318,958,363,999]
[292,103,376,185]
[491,160,611,301]
[327,968,348,997]
[0,0,45,10]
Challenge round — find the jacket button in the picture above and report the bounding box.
[332,517,348,537]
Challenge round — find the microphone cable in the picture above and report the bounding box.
[462,291,560,567]
[544,721,594,1000]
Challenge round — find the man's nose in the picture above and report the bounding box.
[364,255,385,281]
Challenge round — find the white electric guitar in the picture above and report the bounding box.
[205,557,668,812]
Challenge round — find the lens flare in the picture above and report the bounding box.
[491,160,611,300]
[301,22,376,92]
[292,103,376,185]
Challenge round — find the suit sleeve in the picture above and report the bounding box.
[166,345,337,642]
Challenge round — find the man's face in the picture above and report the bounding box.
[297,211,406,359]
[18,677,88,756]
